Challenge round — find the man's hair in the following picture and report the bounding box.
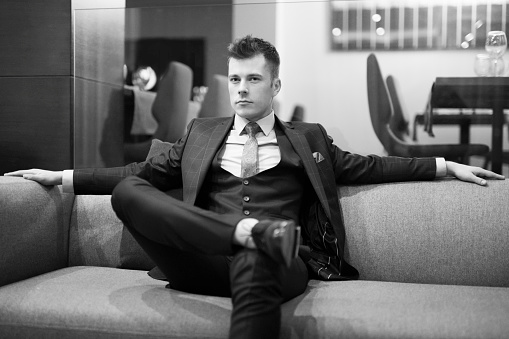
[227,35,280,81]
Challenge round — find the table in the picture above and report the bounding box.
[124,86,157,142]
[413,111,493,144]
[429,77,509,174]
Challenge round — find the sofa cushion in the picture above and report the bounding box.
[0,267,508,339]
[68,195,155,270]
[146,138,173,159]
[281,280,509,338]
[340,178,509,287]
[0,267,231,339]
[68,139,175,271]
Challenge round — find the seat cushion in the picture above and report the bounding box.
[282,280,509,339]
[0,267,508,339]
[0,267,231,339]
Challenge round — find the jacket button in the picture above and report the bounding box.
[243,210,250,216]
[243,196,250,202]
[243,180,249,185]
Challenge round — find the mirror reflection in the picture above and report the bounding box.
[74,1,509,176]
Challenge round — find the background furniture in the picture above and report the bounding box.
[197,74,232,118]
[124,86,158,142]
[290,105,305,122]
[124,61,193,164]
[125,38,205,91]
[386,75,494,144]
[1,167,508,338]
[430,77,509,174]
[413,108,494,143]
[385,75,411,140]
[367,54,490,163]
[124,87,201,143]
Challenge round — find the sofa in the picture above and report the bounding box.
[1,174,508,338]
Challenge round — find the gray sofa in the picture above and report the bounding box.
[1,175,508,338]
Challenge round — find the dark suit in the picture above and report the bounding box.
[75,115,436,275]
[74,115,436,338]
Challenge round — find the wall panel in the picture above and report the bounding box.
[0,0,71,76]
[0,77,72,173]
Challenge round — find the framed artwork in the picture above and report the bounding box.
[330,0,509,50]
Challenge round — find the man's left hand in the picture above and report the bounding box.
[446,161,505,186]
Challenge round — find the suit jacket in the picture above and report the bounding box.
[75,115,437,280]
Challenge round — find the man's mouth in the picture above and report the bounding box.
[236,100,252,104]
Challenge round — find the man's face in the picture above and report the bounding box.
[228,54,281,121]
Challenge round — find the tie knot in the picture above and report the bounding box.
[243,122,262,138]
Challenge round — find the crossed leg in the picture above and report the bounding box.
[111,176,308,338]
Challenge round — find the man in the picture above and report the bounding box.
[5,35,505,338]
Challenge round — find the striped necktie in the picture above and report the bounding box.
[241,122,263,178]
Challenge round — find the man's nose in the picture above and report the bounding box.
[238,81,248,94]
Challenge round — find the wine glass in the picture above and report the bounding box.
[485,31,507,76]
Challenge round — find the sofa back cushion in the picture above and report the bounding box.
[340,178,509,287]
[68,194,155,270]
[68,139,176,270]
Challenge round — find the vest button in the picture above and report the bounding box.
[243,210,250,216]
[243,180,249,185]
[243,196,250,202]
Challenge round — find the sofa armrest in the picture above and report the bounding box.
[340,178,509,287]
[0,177,74,287]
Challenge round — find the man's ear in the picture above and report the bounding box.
[272,78,281,97]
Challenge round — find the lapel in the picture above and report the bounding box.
[185,117,233,204]
[276,117,332,219]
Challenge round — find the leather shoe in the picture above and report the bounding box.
[251,220,300,267]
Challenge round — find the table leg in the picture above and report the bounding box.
[459,121,470,145]
[491,103,504,174]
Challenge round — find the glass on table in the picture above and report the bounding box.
[485,31,507,77]
[474,54,493,76]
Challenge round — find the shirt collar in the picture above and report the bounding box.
[234,111,275,137]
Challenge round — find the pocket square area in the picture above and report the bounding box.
[312,152,325,163]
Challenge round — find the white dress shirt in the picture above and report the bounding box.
[218,112,280,178]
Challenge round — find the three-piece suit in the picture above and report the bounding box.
[72,115,437,337]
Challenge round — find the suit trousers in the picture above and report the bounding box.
[111,176,309,339]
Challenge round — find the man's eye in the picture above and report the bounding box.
[229,77,239,83]
[249,77,260,82]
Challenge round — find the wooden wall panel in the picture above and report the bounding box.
[0,77,72,173]
[0,0,71,76]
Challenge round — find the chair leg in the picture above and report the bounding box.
[483,153,491,169]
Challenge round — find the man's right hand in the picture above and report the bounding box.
[4,169,63,186]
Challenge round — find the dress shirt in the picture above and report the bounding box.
[218,111,280,178]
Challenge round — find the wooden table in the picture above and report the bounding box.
[429,77,509,174]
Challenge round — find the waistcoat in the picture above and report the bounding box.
[196,126,312,222]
